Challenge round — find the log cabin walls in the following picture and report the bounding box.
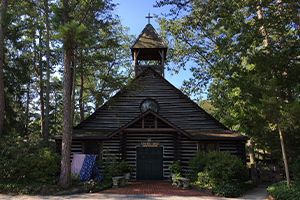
[53,22,248,180]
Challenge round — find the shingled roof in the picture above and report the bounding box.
[131,24,167,49]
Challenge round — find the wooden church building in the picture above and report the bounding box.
[54,22,248,181]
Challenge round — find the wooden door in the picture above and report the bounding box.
[137,147,163,180]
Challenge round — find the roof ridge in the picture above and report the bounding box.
[130,24,167,49]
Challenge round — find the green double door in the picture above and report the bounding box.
[137,147,163,180]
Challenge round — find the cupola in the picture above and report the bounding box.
[130,14,168,77]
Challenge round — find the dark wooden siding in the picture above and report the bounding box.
[126,131,176,180]
[180,135,198,173]
[76,70,226,131]
[71,141,83,161]
[102,131,178,180]
[219,141,246,163]
[65,137,245,178]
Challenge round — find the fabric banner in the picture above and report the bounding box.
[78,154,103,182]
[71,154,86,174]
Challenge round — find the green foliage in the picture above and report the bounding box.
[1,0,133,141]
[93,176,113,190]
[119,160,133,173]
[290,157,300,182]
[0,135,60,184]
[100,150,134,178]
[57,22,91,49]
[0,182,45,195]
[168,161,181,174]
[211,183,245,198]
[173,172,181,183]
[188,151,207,182]
[188,151,249,186]
[267,181,300,200]
[157,0,300,174]
[101,152,119,178]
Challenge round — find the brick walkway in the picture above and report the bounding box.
[101,181,216,196]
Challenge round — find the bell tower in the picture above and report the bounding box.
[130,14,168,77]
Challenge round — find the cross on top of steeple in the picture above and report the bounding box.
[146,13,153,24]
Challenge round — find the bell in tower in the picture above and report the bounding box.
[130,14,168,77]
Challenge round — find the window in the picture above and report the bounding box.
[83,141,102,160]
[140,99,159,113]
[198,142,218,152]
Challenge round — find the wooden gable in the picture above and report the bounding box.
[73,67,247,141]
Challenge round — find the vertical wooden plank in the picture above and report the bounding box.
[161,50,164,77]
[119,132,123,159]
[134,50,137,77]
[177,132,181,161]
[82,142,85,154]
[173,132,178,161]
[122,132,126,160]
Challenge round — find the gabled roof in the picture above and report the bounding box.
[131,24,167,49]
[63,67,247,141]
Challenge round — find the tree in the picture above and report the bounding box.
[58,0,73,188]
[57,0,119,188]
[0,0,8,138]
[156,0,300,187]
[44,0,50,146]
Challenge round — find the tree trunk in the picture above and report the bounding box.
[70,57,76,127]
[54,92,57,136]
[278,123,291,188]
[58,0,72,189]
[249,140,255,164]
[257,4,268,48]
[79,72,84,122]
[276,0,290,188]
[38,31,45,141]
[0,0,8,138]
[25,82,30,136]
[44,0,50,146]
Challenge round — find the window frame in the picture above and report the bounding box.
[82,140,103,160]
[197,141,219,152]
[139,98,159,113]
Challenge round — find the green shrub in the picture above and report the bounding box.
[211,183,245,197]
[0,182,44,195]
[93,176,113,190]
[188,151,207,182]
[290,157,300,181]
[0,135,60,184]
[168,161,182,174]
[100,150,121,178]
[267,181,300,200]
[188,150,249,186]
[119,160,133,174]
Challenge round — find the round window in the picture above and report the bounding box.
[140,99,159,113]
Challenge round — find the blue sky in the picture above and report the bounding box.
[113,0,193,89]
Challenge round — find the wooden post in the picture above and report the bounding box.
[177,132,181,161]
[251,164,257,186]
[173,132,178,161]
[119,132,123,160]
[161,50,164,77]
[120,132,126,160]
